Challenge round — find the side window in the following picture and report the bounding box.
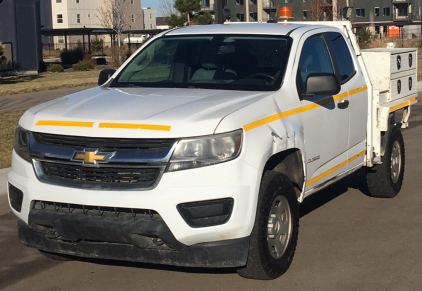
[324,32,355,83]
[297,34,334,96]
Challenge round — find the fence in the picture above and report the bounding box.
[42,42,114,57]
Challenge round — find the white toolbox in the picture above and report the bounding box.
[361,48,417,104]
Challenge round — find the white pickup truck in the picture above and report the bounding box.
[8,21,418,279]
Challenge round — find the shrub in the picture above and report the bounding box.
[60,48,84,64]
[104,46,128,67]
[83,54,97,66]
[72,60,94,71]
[91,35,104,55]
[358,26,372,45]
[47,64,64,73]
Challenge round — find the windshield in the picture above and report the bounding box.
[111,34,292,91]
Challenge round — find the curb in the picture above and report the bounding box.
[0,167,10,196]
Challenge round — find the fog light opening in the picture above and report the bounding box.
[8,183,24,213]
[177,198,234,228]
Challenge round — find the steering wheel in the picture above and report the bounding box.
[247,73,276,82]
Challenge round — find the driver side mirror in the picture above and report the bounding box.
[303,73,340,98]
[98,69,116,86]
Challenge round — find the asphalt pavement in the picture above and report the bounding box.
[0,85,422,290]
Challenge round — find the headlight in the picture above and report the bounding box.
[167,129,243,172]
[14,126,31,163]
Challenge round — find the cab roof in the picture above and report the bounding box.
[164,22,325,36]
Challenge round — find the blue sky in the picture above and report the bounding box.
[142,0,159,11]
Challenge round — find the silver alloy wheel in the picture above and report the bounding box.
[390,140,402,183]
[267,195,292,259]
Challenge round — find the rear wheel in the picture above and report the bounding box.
[366,125,405,198]
[237,171,299,280]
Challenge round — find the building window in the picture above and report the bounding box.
[56,0,62,3]
[383,7,390,16]
[285,0,293,3]
[88,14,91,18]
[150,24,152,28]
[249,0,257,4]
[303,10,308,19]
[131,14,135,23]
[76,0,79,3]
[150,14,152,18]
[236,0,244,5]
[356,8,365,17]
[249,12,257,21]
[236,13,245,21]
[202,0,210,7]
[77,14,80,23]
[58,36,65,44]
[131,0,134,4]
[375,7,379,17]
[398,6,408,17]
[57,14,63,23]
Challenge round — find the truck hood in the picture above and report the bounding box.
[20,87,272,138]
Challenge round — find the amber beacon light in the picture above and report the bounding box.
[278,7,293,19]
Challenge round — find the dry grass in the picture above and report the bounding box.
[0,110,24,169]
[364,37,422,50]
[0,70,99,96]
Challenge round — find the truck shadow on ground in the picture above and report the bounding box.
[299,169,369,218]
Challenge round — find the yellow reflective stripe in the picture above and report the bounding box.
[306,150,366,187]
[389,96,418,112]
[349,85,368,96]
[244,86,367,132]
[99,123,171,132]
[36,121,94,127]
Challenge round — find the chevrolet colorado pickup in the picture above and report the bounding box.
[8,21,418,279]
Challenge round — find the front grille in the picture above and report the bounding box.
[33,201,160,219]
[33,132,176,151]
[41,162,161,187]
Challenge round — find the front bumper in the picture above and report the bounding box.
[9,150,261,247]
[18,220,250,267]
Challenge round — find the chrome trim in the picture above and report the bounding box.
[33,160,167,191]
[28,132,179,191]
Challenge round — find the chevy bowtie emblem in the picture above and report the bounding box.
[71,149,115,165]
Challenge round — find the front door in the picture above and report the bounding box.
[296,33,350,195]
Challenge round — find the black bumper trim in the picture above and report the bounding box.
[18,220,249,268]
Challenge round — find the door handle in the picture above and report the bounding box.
[337,99,349,109]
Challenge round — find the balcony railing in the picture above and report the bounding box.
[393,11,413,22]
[201,4,214,11]
[392,0,411,3]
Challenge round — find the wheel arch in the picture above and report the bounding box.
[263,148,305,199]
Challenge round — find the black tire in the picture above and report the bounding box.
[366,125,405,198]
[237,171,299,280]
[38,250,73,261]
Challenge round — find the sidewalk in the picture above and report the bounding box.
[0,85,94,113]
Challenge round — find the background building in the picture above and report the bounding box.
[0,0,42,74]
[143,7,157,29]
[41,0,146,47]
[222,0,421,38]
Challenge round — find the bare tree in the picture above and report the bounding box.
[158,0,178,17]
[97,0,128,47]
[301,0,333,21]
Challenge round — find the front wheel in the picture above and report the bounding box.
[366,125,405,198]
[237,171,299,280]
